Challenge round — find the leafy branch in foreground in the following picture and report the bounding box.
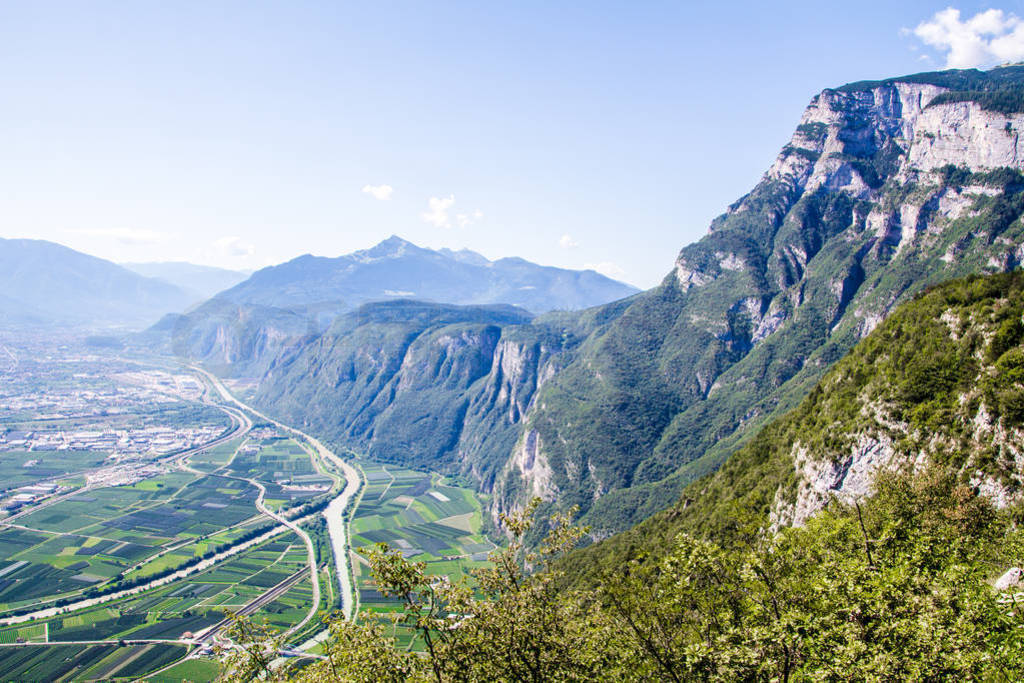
[223,499,628,682]
[222,471,1024,682]
[600,468,1024,681]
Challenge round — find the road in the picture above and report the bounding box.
[1,396,250,528]
[0,508,321,627]
[187,465,322,640]
[0,343,17,372]
[191,365,361,620]
[0,363,359,683]
[194,567,309,645]
[0,401,256,613]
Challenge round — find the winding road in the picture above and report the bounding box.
[0,366,359,634]
[0,361,361,683]
[191,365,360,620]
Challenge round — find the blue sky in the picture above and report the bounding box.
[4,2,1024,287]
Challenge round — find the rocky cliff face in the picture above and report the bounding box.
[562,270,1024,587]
[500,68,1024,534]
[248,300,570,485]
[238,66,1024,537]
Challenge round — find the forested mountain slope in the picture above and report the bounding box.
[236,271,1024,682]
[214,65,1024,535]
[511,64,1024,534]
[158,236,638,377]
[565,271,1024,583]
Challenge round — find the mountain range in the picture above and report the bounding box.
[213,235,639,314]
[121,262,251,302]
[0,235,637,335]
[159,236,640,371]
[0,238,195,328]
[186,64,1024,540]
[564,269,1024,583]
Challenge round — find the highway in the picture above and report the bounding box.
[194,567,309,645]
[0,394,250,527]
[0,362,359,682]
[191,365,361,620]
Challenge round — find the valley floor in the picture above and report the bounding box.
[0,340,499,681]
[0,345,356,680]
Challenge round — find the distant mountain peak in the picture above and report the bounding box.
[121,261,251,301]
[352,235,422,262]
[0,238,194,328]
[209,235,639,315]
[437,246,491,267]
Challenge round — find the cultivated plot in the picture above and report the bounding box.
[0,472,263,612]
[349,462,496,648]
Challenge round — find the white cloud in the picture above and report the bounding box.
[69,227,170,246]
[421,195,456,228]
[362,184,394,200]
[421,196,482,229]
[559,234,579,249]
[456,209,484,228]
[584,261,626,279]
[910,8,1024,68]
[213,236,256,258]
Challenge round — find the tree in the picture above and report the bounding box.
[220,471,1024,682]
[223,500,627,682]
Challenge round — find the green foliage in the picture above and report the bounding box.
[796,121,828,143]
[224,501,630,682]
[251,65,1024,546]
[782,144,821,163]
[565,271,1024,585]
[223,473,1024,682]
[603,468,1024,680]
[839,64,1024,114]
[929,88,1024,114]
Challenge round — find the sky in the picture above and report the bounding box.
[5,2,1024,288]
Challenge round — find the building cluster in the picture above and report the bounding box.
[0,481,61,513]
[0,425,223,457]
[86,462,168,488]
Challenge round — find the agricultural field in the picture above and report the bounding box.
[0,471,264,612]
[149,656,222,682]
[223,435,334,511]
[0,642,188,681]
[0,532,325,679]
[0,449,109,493]
[349,462,496,648]
[186,435,246,472]
[0,343,344,679]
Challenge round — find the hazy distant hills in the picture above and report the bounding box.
[121,262,250,302]
[157,235,640,371]
[217,236,640,314]
[0,238,195,328]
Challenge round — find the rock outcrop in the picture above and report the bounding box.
[211,66,1024,536]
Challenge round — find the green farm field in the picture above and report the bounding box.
[0,449,108,493]
[0,532,327,680]
[222,436,334,511]
[0,642,188,681]
[0,431,336,614]
[349,462,496,649]
[0,471,264,612]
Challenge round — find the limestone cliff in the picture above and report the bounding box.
[224,65,1024,537]
[563,270,1024,587]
